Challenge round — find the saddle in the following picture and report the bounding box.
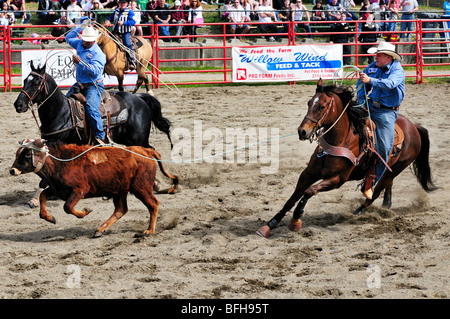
[363,118,405,159]
[68,91,128,144]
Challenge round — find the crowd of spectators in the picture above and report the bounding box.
[0,0,448,44]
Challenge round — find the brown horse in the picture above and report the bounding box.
[96,24,153,94]
[257,79,437,238]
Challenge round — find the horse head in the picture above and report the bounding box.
[298,79,340,141]
[14,60,49,113]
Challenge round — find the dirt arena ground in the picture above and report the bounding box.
[0,83,448,300]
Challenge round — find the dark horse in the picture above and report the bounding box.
[257,80,437,238]
[14,61,173,206]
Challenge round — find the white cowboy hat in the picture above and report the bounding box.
[367,41,402,61]
[81,26,99,42]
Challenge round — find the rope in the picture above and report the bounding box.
[24,132,297,164]
[91,21,182,97]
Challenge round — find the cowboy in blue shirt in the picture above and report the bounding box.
[105,0,136,70]
[65,19,108,145]
[357,41,405,199]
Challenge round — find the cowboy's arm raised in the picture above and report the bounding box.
[65,26,83,47]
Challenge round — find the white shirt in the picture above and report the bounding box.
[229,5,246,23]
[258,5,274,23]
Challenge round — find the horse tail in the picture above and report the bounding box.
[413,124,438,192]
[137,93,173,149]
[153,150,179,194]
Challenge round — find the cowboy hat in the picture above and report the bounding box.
[81,26,99,42]
[367,41,402,61]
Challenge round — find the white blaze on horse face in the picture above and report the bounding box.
[312,96,320,109]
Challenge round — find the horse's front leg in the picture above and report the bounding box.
[287,175,342,233]
[257,170,319,238]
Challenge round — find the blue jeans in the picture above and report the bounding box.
[157,22,170,36]
[369,104,399,185]
[67,82,105,140]
[387,20,397,32]
[400,14,414,39]
[119,32,135,62]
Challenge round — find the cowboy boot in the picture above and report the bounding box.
[362,159,376,199]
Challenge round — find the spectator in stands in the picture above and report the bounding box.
[89,0,104,21]
[257,0,280,42]
[154,0,171,40]
[37,0,59,25]
[311,0,326,27]
[188,0,203,42]
[292,0,312,39]
[239,0,252,22]
[326,0,343,21]
[102,0,119,9]
[277,0,292,34]
[51,15,70,42]
[330,10,351,66]
[0,12,11,26]
[130,0,143,36]
[221,0,232,21]
[399,0,418,41]
[8,0,31,24]
[358,0,370,32]
[359,12,377,64]
[137,0,147,10]
[228,0,250,40]
[170,0,188,42]
[386,0,400,34]
[143,0,158,24]
[66,0,83,25]
[374,0,388,33]
[342,0,357,21]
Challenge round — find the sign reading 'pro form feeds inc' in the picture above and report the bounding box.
[232,44,343,83]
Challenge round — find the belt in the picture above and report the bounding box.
[78,79,103,88]
[369,99,399,111]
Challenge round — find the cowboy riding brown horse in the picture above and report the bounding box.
[95,24,154,94]
[257,79,437,238]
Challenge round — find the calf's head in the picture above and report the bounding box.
[10,139,48,176]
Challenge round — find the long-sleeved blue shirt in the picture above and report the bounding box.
[357,59,405,108]
[65,26,106,84]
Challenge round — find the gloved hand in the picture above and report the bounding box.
[81,18,91,29]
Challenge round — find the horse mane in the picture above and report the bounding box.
[317,84,368,136]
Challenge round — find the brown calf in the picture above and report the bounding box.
[10,139,178,237]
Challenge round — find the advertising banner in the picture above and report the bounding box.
[232,44,343,83]
[21,49,137,87]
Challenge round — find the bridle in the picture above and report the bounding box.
[20,71,58,131]
[304,92,351,143]
[20,71,50,107]
[304,93,335,142]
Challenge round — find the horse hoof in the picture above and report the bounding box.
[288,218,302,232]
[92,230,103,238]
[256,225,271,238]
[353,205,365,215]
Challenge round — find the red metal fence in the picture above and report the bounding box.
[1,18,449,92]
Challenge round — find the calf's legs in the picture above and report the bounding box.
[94,193,128,238]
